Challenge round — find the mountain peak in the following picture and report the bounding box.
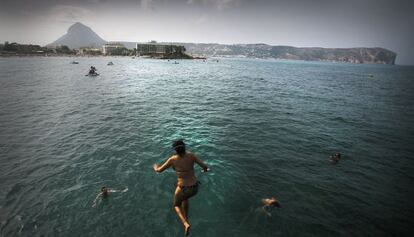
[47,22,106,49]
[66,22,96,37]
[68,22,90,33]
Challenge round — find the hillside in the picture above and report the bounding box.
[180,43,397,65]
[47,22,106,49]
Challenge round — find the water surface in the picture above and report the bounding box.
[0,57,413,236]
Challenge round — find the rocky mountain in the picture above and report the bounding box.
[180,43,397,65]
[47,22,106,49]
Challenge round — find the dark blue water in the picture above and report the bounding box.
[0,57,413,236]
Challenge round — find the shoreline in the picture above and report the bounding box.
[0,54,400,66]
[0,54,206,60]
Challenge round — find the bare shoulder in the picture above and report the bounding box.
[187,151,197,159]
[169,155,178,162]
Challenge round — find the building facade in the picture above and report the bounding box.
[77,47,102,56]
[136,41,185,56]
[103,42,125,55]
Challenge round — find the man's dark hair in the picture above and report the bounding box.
[172,140,186,156]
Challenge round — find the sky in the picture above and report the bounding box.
[0,0,413,64]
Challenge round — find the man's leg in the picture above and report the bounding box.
[174,187,191,235]
[181,200,189,220]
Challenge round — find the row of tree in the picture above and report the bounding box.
[0,42,74,55]
[0,42,136,56]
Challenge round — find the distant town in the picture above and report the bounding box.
[0,22,397,64]
[0,41,197,59]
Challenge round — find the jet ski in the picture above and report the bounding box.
[86,66,99,76]
[85,72,99,77]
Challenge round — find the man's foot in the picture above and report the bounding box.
[184,223,190,236]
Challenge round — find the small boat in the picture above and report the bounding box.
[107,62,114,66]
[86,66,98,76]
[71,61,79,64]
[85,73,99,77]
[173,61,179,64]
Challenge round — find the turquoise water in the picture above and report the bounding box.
[0,57,413,236]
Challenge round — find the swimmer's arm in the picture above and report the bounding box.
[192,154,209,172]
[92,193,102,207]
[262,205,272,217]
[153,158,173,173]
[108,187,128,193]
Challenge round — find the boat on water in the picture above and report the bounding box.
[85,73,99,77]
[86,66,99,76]
[71,61,79,64]
[107,62,114,66]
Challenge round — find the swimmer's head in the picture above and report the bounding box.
[335,153,341,158]
[172,140,186,156]
[263,197,281,208]
[270,197,281,208]
[101,186,108,194]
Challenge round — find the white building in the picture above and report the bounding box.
[102,42,125,55]
[136,41,185,56]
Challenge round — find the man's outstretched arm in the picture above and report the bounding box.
[92,193,102,207]
[109,187,128,193]
[262,206,272,217]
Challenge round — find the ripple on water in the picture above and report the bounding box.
[0,57,413,236]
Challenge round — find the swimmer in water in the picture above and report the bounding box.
[153,140,209,236]
[330,153,341,164]
[92,186,128,207]
[262,197,281,217]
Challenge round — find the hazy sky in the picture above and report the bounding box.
[0,0,413,64]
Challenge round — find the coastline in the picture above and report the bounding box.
[0,54,395,64]
[0,54,206,59]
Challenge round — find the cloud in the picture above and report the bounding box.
[187,0,241,10]
[216,0,240,10]
[48,5,93,23]
[140,0,154,10]
[196,14,208,24]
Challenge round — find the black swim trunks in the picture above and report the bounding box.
[173,181,200,206]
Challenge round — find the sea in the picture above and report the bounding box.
[0,57,413,237]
